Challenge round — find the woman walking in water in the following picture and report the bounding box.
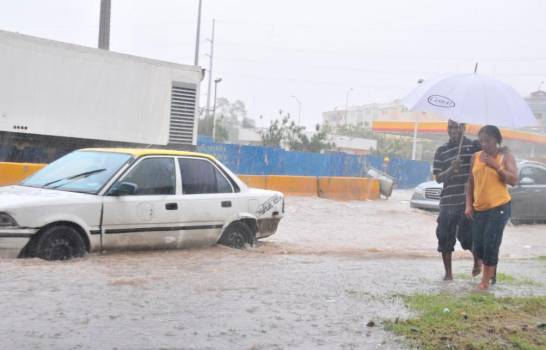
[465,125,518,291]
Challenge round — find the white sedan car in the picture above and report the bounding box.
[0,148,284,260]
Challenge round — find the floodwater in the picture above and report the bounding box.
[1,191,545,349]
[260,190,546,259]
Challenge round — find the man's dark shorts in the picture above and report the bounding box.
[436,205,473,253]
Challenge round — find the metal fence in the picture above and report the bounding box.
[197,139,431,189]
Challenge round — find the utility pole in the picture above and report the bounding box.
[212,78,222,140]
[194,0,203,65]
[98,0,111,50]
[204,19,215,119]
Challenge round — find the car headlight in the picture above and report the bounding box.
[414,186,426,195]
[412,186,425,199]
[0,213,18,227]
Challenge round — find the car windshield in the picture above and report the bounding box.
[20,151,133,194]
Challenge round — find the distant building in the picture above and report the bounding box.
[322,99,443,128]
[524,90,546,133]
[235,127,262,146]
[218,119,262,146]
[329,135,377,155]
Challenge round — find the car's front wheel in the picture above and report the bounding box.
[219,222,254,249]
[35,225,87,261]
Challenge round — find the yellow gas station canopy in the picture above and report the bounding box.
[372,120,546,145]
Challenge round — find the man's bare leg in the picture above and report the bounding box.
[442,252,453,281]
[472,252,482,277]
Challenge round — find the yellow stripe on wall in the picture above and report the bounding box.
[0,162,46,186]
[238,174,381,201]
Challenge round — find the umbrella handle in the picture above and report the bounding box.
[456,127,465,159]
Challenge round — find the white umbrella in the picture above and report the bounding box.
[401,73,537,129]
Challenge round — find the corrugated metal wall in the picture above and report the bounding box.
[197,139,431,189]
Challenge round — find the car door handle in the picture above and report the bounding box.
[221,201,232,208]
[165,203,178,210]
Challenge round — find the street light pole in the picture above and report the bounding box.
[212,78,222,141]
[411,79,424,160]
[344,88,353,125]
[194,0,203,66]
[290,95,302,126]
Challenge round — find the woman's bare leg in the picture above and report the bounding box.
[478,265,495,290]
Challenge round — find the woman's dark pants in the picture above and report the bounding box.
[472,202,511,267]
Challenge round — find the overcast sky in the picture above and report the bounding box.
[1,0,545,128]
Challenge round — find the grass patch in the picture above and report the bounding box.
[496,272,517,284]
[538,256,546,261]
[386,294,546,350]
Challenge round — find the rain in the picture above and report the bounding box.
[1,1,546,349]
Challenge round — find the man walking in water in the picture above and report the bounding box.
[433,120,481,280]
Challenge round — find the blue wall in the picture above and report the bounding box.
[197,138,431,188]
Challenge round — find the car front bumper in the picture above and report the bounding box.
[0,228,37,258]
[410,199,440,211]
[256,218,282,239]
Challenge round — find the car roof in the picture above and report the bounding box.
[80,148,217,161]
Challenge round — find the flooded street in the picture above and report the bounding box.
[267,190,546,259]
[1,191,545,349]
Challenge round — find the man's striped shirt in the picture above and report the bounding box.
[433,137,480,207]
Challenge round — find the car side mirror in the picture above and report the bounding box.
[108,181,138,196]
[519,177,535,186]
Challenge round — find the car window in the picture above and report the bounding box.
[122,157,176,195]
[520,166,546,185]
[178,158,233,194]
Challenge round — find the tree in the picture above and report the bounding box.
[197,114,228,142]
[198,98,252,143]
[242,117,256,129]
[374,136,412,159]
[261,111,334,152]
[261,113,290,148]
[334,123,413,158]
[335,123,375,138]
[306,124,335,153]
[215,98,251,125]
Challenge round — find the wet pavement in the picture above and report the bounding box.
[1,191,545,349]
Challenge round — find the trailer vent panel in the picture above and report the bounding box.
[169,84,196,145]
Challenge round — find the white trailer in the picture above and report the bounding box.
[0,30,202,161]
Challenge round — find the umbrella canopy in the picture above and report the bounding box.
[401,73,537,129]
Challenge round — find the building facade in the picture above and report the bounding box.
[524,90,546,133]
[322,99,443,128]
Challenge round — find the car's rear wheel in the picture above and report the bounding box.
[219,222,253,249]
[35,225,86,261]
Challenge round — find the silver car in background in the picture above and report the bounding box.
[411,160,546,224]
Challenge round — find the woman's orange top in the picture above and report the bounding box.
[472,151,511,211]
